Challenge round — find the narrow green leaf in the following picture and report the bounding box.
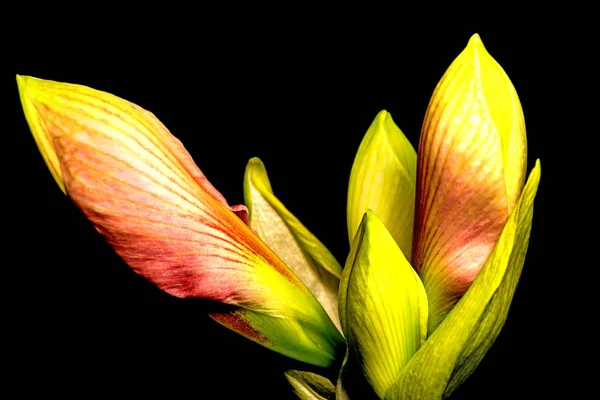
[244,157,342,330]
[385,160,541,399]
[347,110,416,260]
[285,370,336,400]
[339,210,428,399]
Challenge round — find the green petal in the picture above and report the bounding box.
[385,160,541,399]
[244,157,342,330]
[347,110,416,260]
[338,210,428,398]
[285,370,336,400]
[211,306,343,368]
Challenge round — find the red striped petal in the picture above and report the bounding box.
[18,76,345,367]
[22,77,301,307]
[411,35,526,332]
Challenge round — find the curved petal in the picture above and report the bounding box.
[244,157,342,330]
[347,110,416,260]
[411,34,528,332]
[17,75,244,213]
[17,75,343,366]
[339,210,427,399]
[386,161,540,399]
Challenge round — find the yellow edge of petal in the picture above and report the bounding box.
[244,157,342,278]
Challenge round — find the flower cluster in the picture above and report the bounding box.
[18,34,540,399]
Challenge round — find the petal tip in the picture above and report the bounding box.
[360,209,381,232]
[245,156,270,189]
[16,74,24,88]
[374,109,389,120]
[247,156,265,169]
[362,209,392,242]
[374,109,394,130]
[465,33,492,62]
[531,159,542,181]
[16,75,44,97]
[468,33,482,45]
[364,208,377,221]
[16,74,31,101]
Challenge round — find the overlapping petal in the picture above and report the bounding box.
[385,161,540,399]
[18,32,539,399]
[17,75,342,366]
[338,210,428,399]
[244,157,342,330]
[347,110,416,260]
[411,34,528,332]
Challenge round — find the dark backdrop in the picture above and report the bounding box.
[10,14,549,400]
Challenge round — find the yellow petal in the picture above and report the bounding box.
[412,34,528,332]
[17,75,65,192]
[347,110,416,260]
[244,157,342,331]
[338,210,427,398]
[386,161,540,399]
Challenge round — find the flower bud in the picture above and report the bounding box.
[411,34,527,332]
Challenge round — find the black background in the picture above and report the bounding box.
[10,12,552,400]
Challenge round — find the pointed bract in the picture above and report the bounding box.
[17,75,342,367]
[411,34,528,332]
[339,211,427,399]
[347,110,416,260]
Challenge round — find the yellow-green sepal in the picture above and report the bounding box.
[285,370,336,400]
[338,210,428,399]
[244,157,342,330]
[385,160,541,399]
[347,110,416,260]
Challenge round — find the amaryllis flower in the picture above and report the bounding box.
[17,75,345,368]
[18,32,541,400]
[337,34,541,399]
